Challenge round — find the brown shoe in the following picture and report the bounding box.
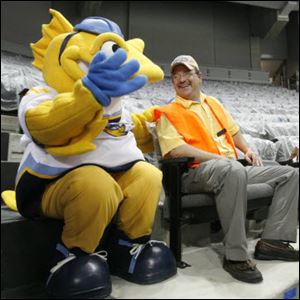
[223,258,263,283]
[254,239,299,261]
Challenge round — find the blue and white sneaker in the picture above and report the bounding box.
[107,234,177,284]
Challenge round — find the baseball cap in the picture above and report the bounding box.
[74,16,124,38]
[170,55,199,73]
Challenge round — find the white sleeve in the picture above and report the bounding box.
[18,86,57,140]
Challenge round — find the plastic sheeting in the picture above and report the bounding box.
[243,134,278,161]
[275,136,299,162]
[1,51,43,112]
[1,51,299,162]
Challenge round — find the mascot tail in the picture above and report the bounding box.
[1,190,18,212]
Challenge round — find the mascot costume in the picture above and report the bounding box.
[2,9,177,299]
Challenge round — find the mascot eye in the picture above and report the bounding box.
[101,41,121,57]
[112,44,120,52]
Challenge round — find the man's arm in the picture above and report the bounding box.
[157,114,225,163]
[167,143,224,163]
[232,130,263,166]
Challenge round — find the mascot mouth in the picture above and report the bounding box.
[77,60,89,74]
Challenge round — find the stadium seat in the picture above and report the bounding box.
[160,157,274,268]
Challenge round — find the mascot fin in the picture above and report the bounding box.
[30,9,73,70]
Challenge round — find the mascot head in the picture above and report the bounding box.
[30,9,164,92]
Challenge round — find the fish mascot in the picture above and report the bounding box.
[5,9,177,299]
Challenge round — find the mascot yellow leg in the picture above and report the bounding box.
[40,165,117,298]
[1,190,18,212]
[41,162,176,285]
[106,162,177,284]
[113,161,162,239]
[41,165,123,253]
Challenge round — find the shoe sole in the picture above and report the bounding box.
[254,252,299,261]
[111,268,177,284]
[47,285,112,299]
[223,266,263,284]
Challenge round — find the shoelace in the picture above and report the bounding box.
[126,240,167,274]
[49,254,76,274]
[238,260,257,271]
[46,254,76,287]
[91,250,108,260]
[129,240,167,260]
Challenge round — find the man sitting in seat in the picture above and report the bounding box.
[154,55,299,284]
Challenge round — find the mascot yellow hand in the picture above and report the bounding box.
[131,106,159,153]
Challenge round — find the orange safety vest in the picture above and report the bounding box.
[154,97,238,168]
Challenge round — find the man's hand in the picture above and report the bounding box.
[245,149,263,166]
[82,48,147,106]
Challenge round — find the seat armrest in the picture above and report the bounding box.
[160,157,193,172]
[237,158,252,166]
[278,159,299,168]
[160,157,193,194]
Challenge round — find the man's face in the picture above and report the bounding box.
[171,64,202,100]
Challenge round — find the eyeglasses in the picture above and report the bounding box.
[172,70,195,81]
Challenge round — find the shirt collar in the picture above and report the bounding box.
[174,91,207,108]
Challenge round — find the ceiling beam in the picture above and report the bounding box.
[265,1,299,39]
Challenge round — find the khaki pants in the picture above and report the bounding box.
[41,162,162,253]
[182,159,299,261]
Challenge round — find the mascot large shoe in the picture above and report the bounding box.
[107,230,177,284]
[46,243,112,299]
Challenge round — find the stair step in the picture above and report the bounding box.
[1,115,20,133]
[1,132,9,161]
[1,161,19,193]
[1,283,47,299]
[1,131,24,162]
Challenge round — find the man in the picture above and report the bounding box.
[154,55,299,283]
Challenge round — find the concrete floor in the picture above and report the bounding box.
[110,229,299,299]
